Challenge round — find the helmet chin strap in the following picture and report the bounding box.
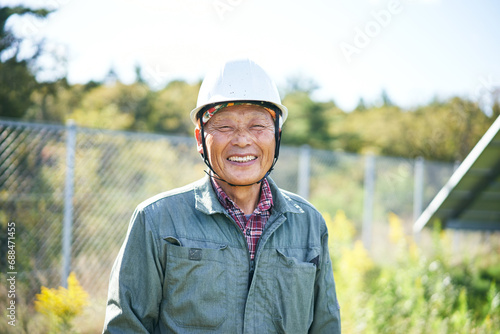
[199,104,282,188]
[202,170,270,188]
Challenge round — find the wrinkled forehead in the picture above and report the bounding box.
[199,102,277,126]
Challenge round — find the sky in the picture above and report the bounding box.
[3,0,500,111]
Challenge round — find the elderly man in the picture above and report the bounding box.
[103,59,341,333]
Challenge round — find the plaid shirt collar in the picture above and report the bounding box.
[211,177,273,260]
[211,177,273,215]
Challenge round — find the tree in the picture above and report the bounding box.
[355,97,367,111]
[281,90,339,149]
[0,5,52,118]
[380,89,393,107]
[150,80,199,134]
[492,100,500,120]
[283,73,319,96]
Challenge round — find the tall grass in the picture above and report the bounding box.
[326,211,500,334]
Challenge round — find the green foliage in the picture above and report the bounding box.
[0,6,52,54]
[24,78,200,135]
[326,211,500,334]
[330,97,495,161]
[0,58,38,118]
[0,5,52,118]
[308,152,365,224]
[281,91,340,149]
[149,80,199,134]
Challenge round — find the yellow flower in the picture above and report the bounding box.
[35,272,89,332]
[409,239,420,261]
[67,272,89,313]
[325,210,356,245]
[340,240,374,275]
[388,212,405,244]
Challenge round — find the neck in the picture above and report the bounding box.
[215,178,261,215]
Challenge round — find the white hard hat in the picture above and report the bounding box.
[190,59,288,125]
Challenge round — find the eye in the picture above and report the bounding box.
[216,125,233,132]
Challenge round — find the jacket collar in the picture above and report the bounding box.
[194,175,304,216]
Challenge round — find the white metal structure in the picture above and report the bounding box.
[414,115,500,232]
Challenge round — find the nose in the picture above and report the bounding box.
[231,128,252,147]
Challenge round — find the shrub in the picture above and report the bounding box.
[326,211,500,333]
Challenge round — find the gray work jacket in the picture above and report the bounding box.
[103,176,341,333]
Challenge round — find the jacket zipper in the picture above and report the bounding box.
[223,213,254,290]
[223,212,282,291]
[248,259,257,290]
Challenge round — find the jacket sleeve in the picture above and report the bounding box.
[309,224,341,334]
[103,207,164,333]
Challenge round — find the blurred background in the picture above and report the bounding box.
[1,0,499,333]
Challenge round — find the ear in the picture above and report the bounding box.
[195,127,203,154]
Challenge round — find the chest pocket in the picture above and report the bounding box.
[271,247,320,334]
[163,237,228,330]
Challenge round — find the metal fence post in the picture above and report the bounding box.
[62,119,76,288]
[452,229,461,255]
[362,153,375,251]
[413,157,424,241]
[298,145,311,200]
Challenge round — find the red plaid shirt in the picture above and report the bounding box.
[211,178,273,260]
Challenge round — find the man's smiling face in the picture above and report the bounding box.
[196,104,276,186]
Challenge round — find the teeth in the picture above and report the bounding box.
[228,155,257,163]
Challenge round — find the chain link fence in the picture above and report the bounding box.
[0,119,455,311]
